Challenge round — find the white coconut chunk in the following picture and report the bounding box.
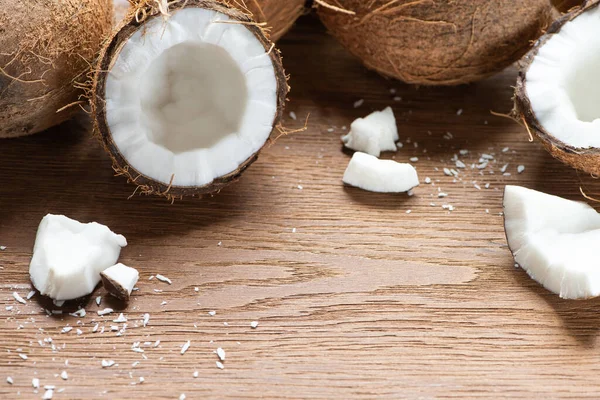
[105,7,278,188]
[526,5,600,148]
[341,107,398,157]
[342,152,419,193]
[100,263,139,301]
[29,214,127,301]
[503,185,600,299]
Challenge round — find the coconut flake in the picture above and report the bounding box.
[155,274,172,285]
[101,263,139,301]
[142,313,150,327]
[29,214,127,301]
[341,107,398,157]
[12,292,26,304]
[113,313,127,323]
[32,378,40,388]
[216,361,224,370]
[101,360,115,368]
[181,341,191,355]
[60,371,68,380]
[250,321,259,329]
[343,152,419,193]
[216,347,226,361]
[517,165,525,174]
[97,308,114,316]
[42,389,53,400]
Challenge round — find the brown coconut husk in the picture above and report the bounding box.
[239,0,307,41]
[91,0,289,200]
[0,0,113,138]
[513,0,600,176]
[316,0,555,85]
[552,0,585,12]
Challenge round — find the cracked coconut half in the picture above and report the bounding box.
[92,0,288,198]
[503,185,600,300]
[514,0,600,176]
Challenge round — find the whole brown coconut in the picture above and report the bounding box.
[92,0,288,200]
[241,0,306,41]
[0,0,113,138]
[317,0,554,85]
[513,0,600,176]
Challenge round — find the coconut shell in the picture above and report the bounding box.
[241,0,306,41]
[0,0,112,138]
[317,0,554,85]
[513,0,600,176]
[91,0,289,200]
[552,0,585,12]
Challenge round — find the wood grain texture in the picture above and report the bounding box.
[2,16,600,400]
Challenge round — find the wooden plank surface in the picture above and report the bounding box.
[2,16,600,399]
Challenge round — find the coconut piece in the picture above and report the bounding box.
[513,1,600,176]
[243,0,306,41]
[317,0,554,85]
[503,185,600,299]
[29,214,127,301]
[0,0,112,138]
[92,0,288,199]
[341,107,398,157]
[100,263,139,301]
[342,152,419,193]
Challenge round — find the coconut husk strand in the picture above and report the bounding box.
[0,0,113,138]
[552,0,585,12]
[513,0,600,176]
[91,0,289,200]
[316,0,555,86]
[240,0,306,41]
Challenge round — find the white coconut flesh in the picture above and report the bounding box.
[526,5,600,148]
[503,185,600,299]
[343,152,419,193]
[105,7,278,187]
[341,107,399,157]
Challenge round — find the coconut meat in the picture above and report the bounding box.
[105,7,278,187]
[341,107,398,157]
[29,214,127,301]
[100,263,139,300]
[526,5,600,148]
[343,152,419,193]
[503,185,600,299]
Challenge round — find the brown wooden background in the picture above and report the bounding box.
[2,16,600,399]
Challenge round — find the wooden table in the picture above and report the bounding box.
[2,16,600,400]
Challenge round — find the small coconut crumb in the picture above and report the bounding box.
[92,324,99,333]
[455,160,466,169]
[474,184,481,190]
[76,329,83,335]
[459,149,469,155]
[97,308,113,316]
[353,99,364,108]
[148,275,155,280]
[217,241,222,246]
[500,164,509,173]
[406,210,412,214]
[155,274,172,284]
[153,340,160,348]
[503,172,511,176]
[95,296,102,306]
[442,204,455,211]
[26,290,36,300]
[181,340,191,355]
[289,111,297,120]
[193,371,199,378]
[42,389,53,400]
[393,96,402,102]
[216,347,226,361]
[61,327,73,334]
[13,292,26,304]
[456,109,463,116]
[160,301,167,306]
[19,353,28,360]
[438,193,448,198]
[5,306,13,311]
[216,361,225,370]
[409,157,419,162]
[292,228,297,233]
[297,185,303,190]
[485,183,490,189]
[481,153,494,160]
[517,165,525,174]
[208,311,216,316]
[113,313,127,323]
[70,309,86,318]
[143,313,150,327]
[424,177,431,184]
[60,371,68,380]
[502,147,510,152]
[101,360,115,368]
[250,321,259,329]
[194,287,199,292]
[443,168,452,176]
[32,378,40,388]
[179,394,186,400]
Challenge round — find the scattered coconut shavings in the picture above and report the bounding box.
[155,274,172,284]
[424,177,431,184]
[70,309,86,318]
[139,377,145,383]
[216,347,226,361]
[297,185,303,190]
[406,210,412,214]
[251,321,259,329]
[32,378,40,388]
[353,99,364,108]
[455,160,466,169]
[95,296,102,306]
[438,193,448,198]
[18,353,28,360]
[6,376,13,384]
[13,292,26,304]
[443,168,452,176]
[442,204,455,211]
[101,360,115,368]
[60,371,68,380]
[26,290,36,300]
[97,308,114,316]
[113,313,127,323]
[61,327,73,334]
[208,311,216,316]
[181,341,191,355]
[500,164,509,173]
[502,147,510,152]
[216,361,224,370]
[518,165,525,173]
[459,149,469,155]
[43,389,53,399]
[5,306,13,311]
[410,157,419,162]
[142,313,150,327]
[193,371,199,378]
[92,324,99,333]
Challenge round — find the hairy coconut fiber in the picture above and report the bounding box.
[552,0,585,12]
[0,0,113,138]
[240,0,306,41]
[514,0,600,176]
[91,0,289,200]
[317,0,554,85]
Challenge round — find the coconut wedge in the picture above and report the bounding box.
[341,107,398,157]
[317,0,554,85]
[343,152,419,193]
[92,0,288,198]
[514,0,600,176]
[503,185,600,299]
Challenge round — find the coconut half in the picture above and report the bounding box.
[514,0,600,176]
[0,0,112,138]
[503,185,600,299]
[92,1,288,198]
[317,0,554,85]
